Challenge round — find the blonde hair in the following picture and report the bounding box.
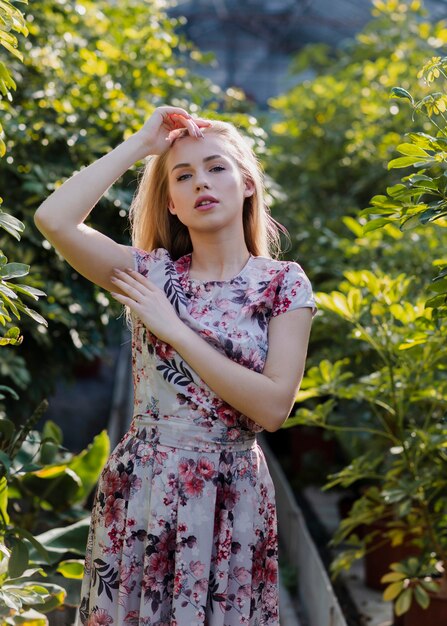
[128,120,283,260]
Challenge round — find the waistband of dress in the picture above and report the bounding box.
[131,413,257,452]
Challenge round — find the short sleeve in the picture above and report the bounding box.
[130,247,167,275]
[271,262,317,318]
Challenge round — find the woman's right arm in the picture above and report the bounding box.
[34,133,148,294]
[34,106,206,294]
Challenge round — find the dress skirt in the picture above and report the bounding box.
[77,414,280,626]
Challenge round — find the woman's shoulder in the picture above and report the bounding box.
[250,254,310,279]
[130,246,171,274]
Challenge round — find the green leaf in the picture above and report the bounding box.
[0,476,9,525]
[363,217,392,233]
[420,578,441,593]
[396,143,430,157]
[394,587,413,615]
[14,302,47,326]
[56,559,84,579]
[400,214,422,231]
[391,87,414,103]
[0,283,17,300]
[388,156,434,169]
[41,421,63,446]
[14,528,50,564]
[31,517,91,565]
[67,429,110,504]
[0,263,30,280]
[8,539,29,579]
[414,584,430,609]
[0,212,24,240]
[8,284,46,300]
[383,580,405,601]
[39,441,59,465]
[381,571,406,583]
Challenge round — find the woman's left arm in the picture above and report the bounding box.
[110,267,313,432]
[172,307,313,432]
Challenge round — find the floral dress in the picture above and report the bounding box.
[77,247,316,626]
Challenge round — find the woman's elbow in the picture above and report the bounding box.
[34,208,53,234]
[259,402,293,433]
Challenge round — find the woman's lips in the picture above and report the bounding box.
[194,201,219,211]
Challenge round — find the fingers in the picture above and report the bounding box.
[112,268,158,292]
[111,268,152,299]
[163,110,212,142]
[194,118,212,128]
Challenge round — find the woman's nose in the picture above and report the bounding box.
[195,180,210,191]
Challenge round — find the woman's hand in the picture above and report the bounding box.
[109,267,185,344]
[135,106,211,156]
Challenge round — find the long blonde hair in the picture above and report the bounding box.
[128,120,283,260]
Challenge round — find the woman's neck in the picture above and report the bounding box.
[187,237,250,282]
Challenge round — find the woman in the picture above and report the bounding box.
[34,106,316,625]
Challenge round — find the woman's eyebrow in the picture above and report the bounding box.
[171,154,223,173]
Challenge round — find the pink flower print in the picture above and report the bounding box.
[276,296,292,314]
[155,340,175,361]
[227,428,240,441]
[163,493,174,506]
[217,405,237,427]
[233,566,251,584]
[184,473,205,497]
[103,495,126,530]
[178,522,188,533]
[197,456,215,480]
[148,552,171,582]
[123,610,140,625]
[265,556,278,584]
[101,468,121,496]
[179,458,195,479]
[199,328,213,339]
[126,474,142,498]
[239,348,263,372]
[222,483,240,510]
[238,583,252,598]
[263,583,279,611]
[158,528,177,554]
[190,560,206,577]
[174,570,183,596]
[87,608,113,625]
[193,578,209,593]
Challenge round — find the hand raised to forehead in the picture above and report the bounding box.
[137,106,212,156]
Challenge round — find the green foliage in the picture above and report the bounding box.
[289,269,447,613]
[0,0,259,419]
[364,55,447,314]
[0,415,109,621]
[267,0,447,288]
[381,558,442,615]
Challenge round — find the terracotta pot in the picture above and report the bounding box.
[402,578,447,626]
[362,520,419,591]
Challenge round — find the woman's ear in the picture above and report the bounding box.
[167,198,176,215]
[243,178,255,198]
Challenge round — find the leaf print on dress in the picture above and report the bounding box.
[164,261,189,313]
[156,358,195,387]
[92,559,120,602]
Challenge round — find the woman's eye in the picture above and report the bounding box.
[176,173,191,181]
[211,165,225,172]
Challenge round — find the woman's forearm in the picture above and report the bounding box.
[34,133,148,231]
[171,323,293,432]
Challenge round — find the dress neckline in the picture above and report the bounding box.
[179,252,253,285]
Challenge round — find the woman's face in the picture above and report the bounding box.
[165,133,253,237]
